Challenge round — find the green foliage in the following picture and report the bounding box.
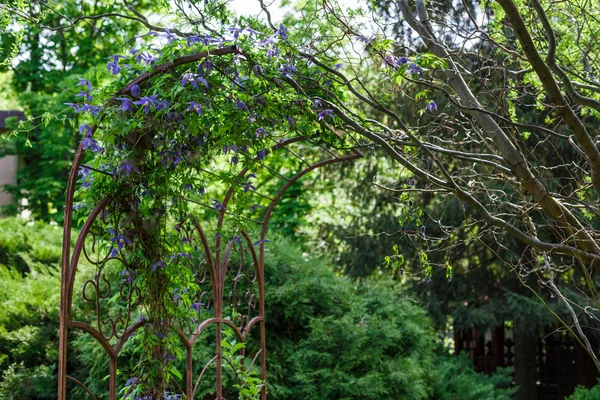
[0,218,64,399]
[565,379,600,400]
[431,353,515,400]
[0,218,515,399]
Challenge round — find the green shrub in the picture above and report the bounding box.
[565,380,600,400]
[0,219,515,399]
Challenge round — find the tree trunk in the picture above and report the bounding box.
[514,327,538,400]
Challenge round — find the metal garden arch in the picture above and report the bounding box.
[58,45,361,400]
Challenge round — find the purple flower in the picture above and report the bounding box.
[115,97,132,111]
[75,91,93,102]
[230,235,241,245]
[186,35,200,46]
[161,28,177,43]
[186,102,203,115]
[78,166,91,179]
[426,101,437,112]
[184,184,193,191]
[244,174,256,193]
[198,59,214,74]
[164,352,177,362]
[125,377,138,387]
[170,252,191,261]
[228,27,243,40]
[76,78,92,91]
[106,55,125,75]
[287,116,295,128]
[408,63,423,77]
[155,332,164,339]
[152,260,166,271]
[119,270,134,283]
[318,109,334,120]
[277,23,288,40]
[355,35,371,44]
[252,239,270,247]
[313,99,322,109]
[250,204,263,212]
[212,199,225,211]
[255,128,267,138]
[279,63,297,78]
[79,104,101,117]
[191,302,202,312]
[256,149,267,160]
[236,100,248,111]
[333,63,344,70]
[81,136,103,153]
[78,124,92,136]
[131,84,141,97]
[73,202,86,212]
[119,161,138,175]
[259,35,277,46]
[111,235,132,251]
[253,64,264,75]
[81,177,94,189]
[231,155,239,164]
[133,95,159,115]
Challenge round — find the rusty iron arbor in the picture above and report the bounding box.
[58,48,362,400]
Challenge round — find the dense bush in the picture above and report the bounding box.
[0,218,514,399]
[565,380,600,400]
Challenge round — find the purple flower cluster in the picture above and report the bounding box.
[106,55,126,75]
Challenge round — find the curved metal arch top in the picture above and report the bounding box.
[59,47,362,400]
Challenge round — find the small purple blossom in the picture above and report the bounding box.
[133,95,159,115]
[313,99,322,109]
[250,204,263,212]
[186,102,203,115]
[106,55,125,75]
[78,166,91,179]
[78,124,92,136]
[279,63,297,78]
[408,63,423,77]
[111,235,132,251]
[76,78,92,91]
[228,27,243,40]
[426,101,437,112]
[212,199,225,211]
[119,270,135,283]
[131,84,141,97]
[255,128,267,138]
[81,136,103,153]
[253,64,264,75]
[170,252,191,261]
[252,239,270,247]
[115,97,132,112]
[318,109,334,120]
[75,91,93,102]
[161,28,177,43]
[333,63,344,70]
[260,35,277,47]
[152,260,166,271]
[125,377,138,387]
[355,35,371,44]
[186,35,200,46]
[256,149,267,160]
[119,161,138,175]
[277,23,288,40]
[236,100,248,111]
